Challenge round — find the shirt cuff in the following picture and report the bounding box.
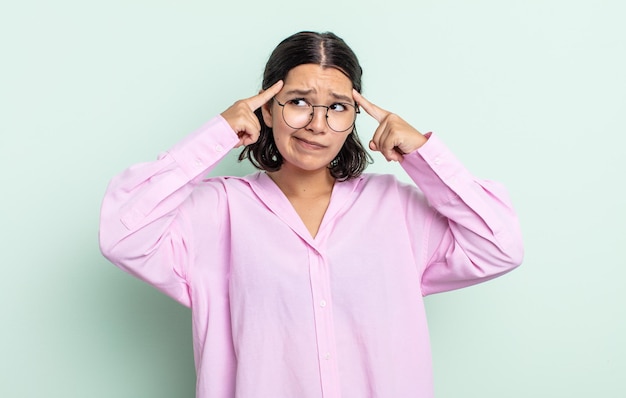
[167,115,239,180]
[401,133,473,207]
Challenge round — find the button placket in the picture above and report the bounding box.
[308,248,341,397]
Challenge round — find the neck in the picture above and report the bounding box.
[268,166,335,198]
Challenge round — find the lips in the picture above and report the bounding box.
[294,136,326,149]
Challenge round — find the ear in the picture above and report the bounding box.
[260,91,274,128]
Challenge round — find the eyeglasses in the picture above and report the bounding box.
[273,97,359,132]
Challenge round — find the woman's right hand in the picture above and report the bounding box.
[221,80,284,148]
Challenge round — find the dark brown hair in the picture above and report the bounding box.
[238,31,371,180]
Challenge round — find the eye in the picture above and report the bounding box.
[329,103,348,112]
[287,98,310,107]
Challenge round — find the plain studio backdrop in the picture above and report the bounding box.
[1,1,624,397]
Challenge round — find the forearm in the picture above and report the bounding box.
[98,116,238,302]
[401,133,524,295]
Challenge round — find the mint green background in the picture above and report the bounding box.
[1,1,624,397]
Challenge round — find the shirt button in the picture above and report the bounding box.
[324,352,331,360]
[194,158,203,167]
[320,300,327,308]
[215,144,224,152]
[433,156,441,165]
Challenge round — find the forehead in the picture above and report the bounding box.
[283,64,353,95]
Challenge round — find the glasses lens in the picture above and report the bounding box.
[282,100,313,129]
[327,103,357,132]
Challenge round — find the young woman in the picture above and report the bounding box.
[100,31,523,398]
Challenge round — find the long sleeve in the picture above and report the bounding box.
[98,116,239,306]
[401,133,524,296]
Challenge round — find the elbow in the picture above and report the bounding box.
[98,229,119,264]
[469,231,524,278]
[487,212,525,272]
[98,219,128,266]
[492,230,525,274]
[99,202,125,265]
[505,220,525,269]
[98,206,137,266]
[501,242,524,274]
[508,241,524,269]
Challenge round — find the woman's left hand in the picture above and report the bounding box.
[353,89,428,162]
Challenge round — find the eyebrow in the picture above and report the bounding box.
[283,88,353,103]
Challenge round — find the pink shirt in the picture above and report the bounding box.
[99,115,523,398]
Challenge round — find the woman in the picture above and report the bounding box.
[99,31,523,398]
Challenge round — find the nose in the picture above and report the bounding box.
[305,105,328,133]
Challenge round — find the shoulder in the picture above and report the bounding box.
[359,172,396,186]
[184,173,261,204]
[173,174,263,225]
[357,172,429,209]
[358,172,419,194]
[197,172,261,187]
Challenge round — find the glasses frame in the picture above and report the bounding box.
[273,97,360,133]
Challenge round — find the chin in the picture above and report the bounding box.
[284,161,332,174]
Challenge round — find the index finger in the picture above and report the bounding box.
[352,89,390,123]
[247,80,284,111]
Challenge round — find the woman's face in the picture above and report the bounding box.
[262,63,355,175]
